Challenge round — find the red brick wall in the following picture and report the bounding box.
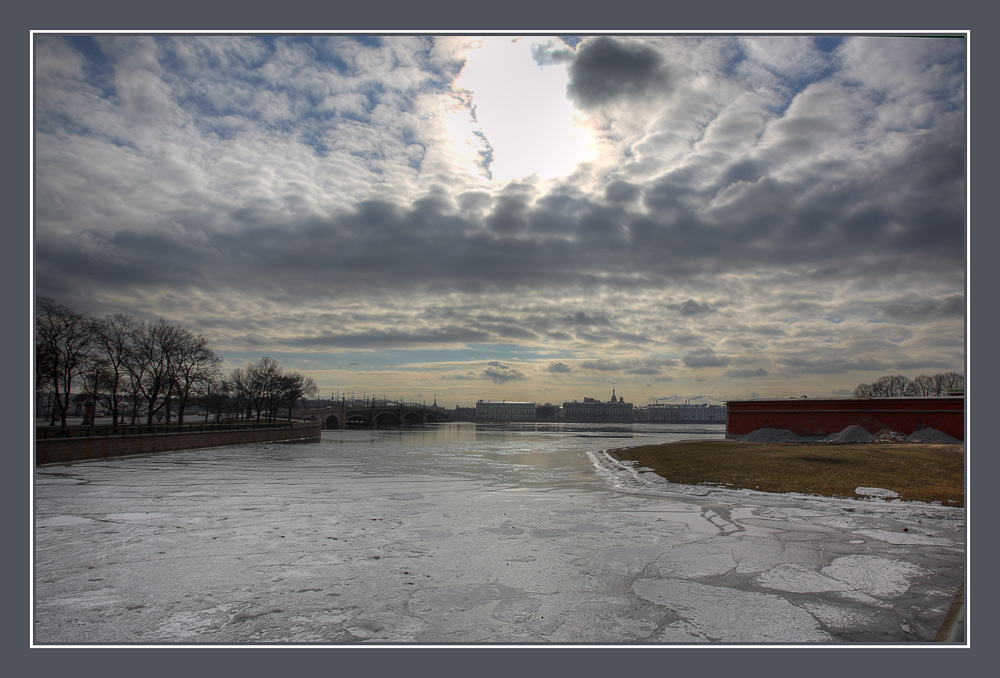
[36,422,323,465]
[725,398,964,440]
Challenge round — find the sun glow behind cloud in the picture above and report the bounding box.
[455,37,594,183]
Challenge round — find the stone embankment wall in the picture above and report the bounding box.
[36,422,323,465]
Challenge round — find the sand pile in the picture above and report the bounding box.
[823,425,875,443]
[906,428,962,444]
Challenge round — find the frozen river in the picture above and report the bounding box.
[33,422,965,645]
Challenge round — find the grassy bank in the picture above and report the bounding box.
[608,440,965,506]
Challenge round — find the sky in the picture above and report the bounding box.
[32,33,967,407]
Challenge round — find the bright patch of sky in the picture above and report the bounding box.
[454,37,594,182]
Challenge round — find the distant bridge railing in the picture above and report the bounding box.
[296,401,452,429]
[335,399,449,410]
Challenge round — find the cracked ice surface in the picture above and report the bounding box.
[33,423,965,645]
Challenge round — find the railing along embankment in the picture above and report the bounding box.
[35,420,323,465]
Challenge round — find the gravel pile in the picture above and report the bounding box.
[906,428,962,444]
[738,427,805,442]
[823,425,875,443]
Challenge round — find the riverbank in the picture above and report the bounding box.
[608,440,965,506]
[35,421,323,465]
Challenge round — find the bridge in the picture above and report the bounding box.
[297,400,453,429]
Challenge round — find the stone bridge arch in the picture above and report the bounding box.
[346,414,372,427]
[307,402,453,429]
[372,411,400,426]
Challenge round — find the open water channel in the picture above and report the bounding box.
[33,422,965,645]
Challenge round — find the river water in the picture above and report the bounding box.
[33,422,965,645]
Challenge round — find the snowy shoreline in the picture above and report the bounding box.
[588,448,965,518]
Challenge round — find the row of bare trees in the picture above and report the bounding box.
[852,372,964,398]
[227,356,317,424]
[35,297,316,427]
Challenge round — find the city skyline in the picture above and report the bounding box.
[32,33,967,406]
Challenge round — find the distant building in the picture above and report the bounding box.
[453,405,477,421]
[562,389,633,423]
[535,403,561,421]
[635,403,727,424]
[36,391,55,420]
[475,400,537,421]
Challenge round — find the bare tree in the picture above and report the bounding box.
[228,367,253,421]
[88,313,140,426]
[36,299,230,429]
[230,360,272,422]
[245,356,283,423]
[853,382,875,398]
[857,372,964,398]
[871,375,911,397]
[278,372,317,422]
[934,372,965,395]
[170,329,221,426]
[227,358,317,424]
[198,376,233,422]
[129,319,187,426]
[906,374,937,396]
[35,297,98,427]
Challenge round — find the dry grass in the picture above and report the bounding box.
[608,440,965,506]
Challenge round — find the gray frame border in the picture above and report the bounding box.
[9,1,992,675]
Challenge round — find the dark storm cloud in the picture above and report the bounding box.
[570,328,656,348]
[580,359,623,372]
[892,359,956,372]
[717,159,766,187]
[563,311,611,327]
[723,368,769,379]
[443,371,480,381]
[35,230,207,288]
[678,300,711,316]
[625,361,669,375]
[778,356,890,375]
[567,37,669,107]
[262,326,494,350]
[875,295,965,323]
[485,185,537,234]
[604,180,641,204]
[34,150,964,310]
[484,324,540,341]
[483,360,525,384]
[682,350,732,368]
[579,358,676,374]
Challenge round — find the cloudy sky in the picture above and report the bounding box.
[32,33,966,406]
